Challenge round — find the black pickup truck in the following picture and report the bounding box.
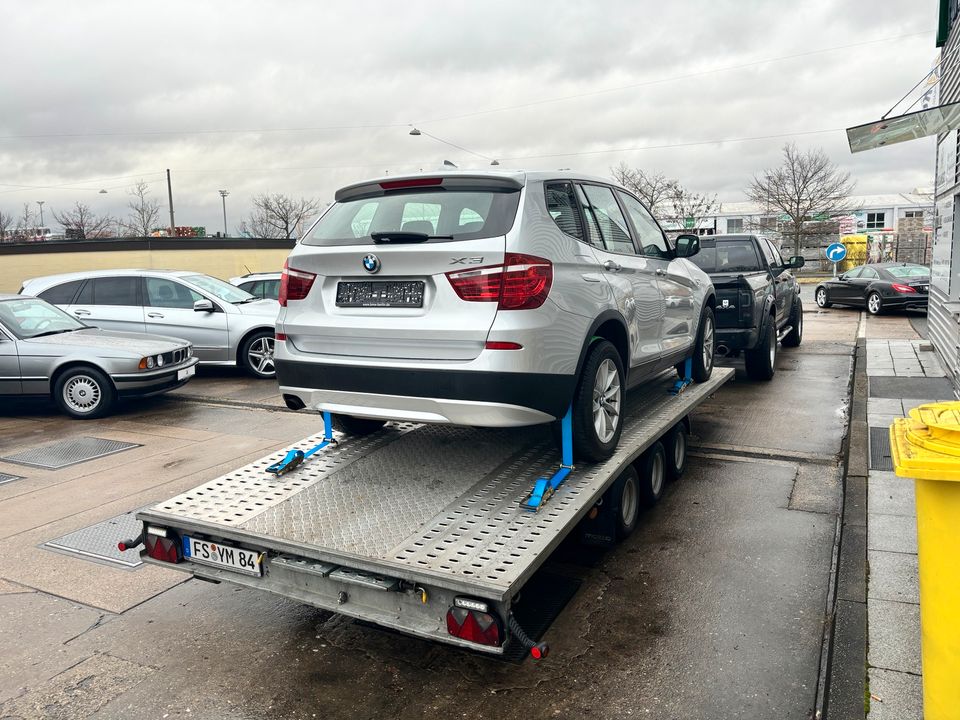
[688,234,804,380]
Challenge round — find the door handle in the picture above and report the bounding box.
[72,309,91,316]
[147,312,165,319]
[603,260,622,272]
[580,273,602,283]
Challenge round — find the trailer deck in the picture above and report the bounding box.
[137,368,732,652]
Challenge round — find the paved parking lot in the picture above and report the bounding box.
[0,304,896,719]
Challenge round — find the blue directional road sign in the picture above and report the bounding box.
[825,242,847,263]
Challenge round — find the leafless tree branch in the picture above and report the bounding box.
[124,180,161,237]
[241,193,321,239]
[52,201,115,239]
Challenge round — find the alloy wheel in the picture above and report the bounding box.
[868,293,881,314]
[592,358,622,444]
[247,336,275,376]
[620,474,638,527]
[816,289,827,307]
[769,324,777,366]
[62,375,101,414]
[701,315,715,373]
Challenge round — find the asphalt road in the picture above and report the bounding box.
[0,304,882,720]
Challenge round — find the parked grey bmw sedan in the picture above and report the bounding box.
[20,269,280,378]
[0,294,199,418]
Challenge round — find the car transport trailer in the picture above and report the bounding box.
[127,367,732,658]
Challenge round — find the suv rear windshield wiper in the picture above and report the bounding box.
[371,231,453,244]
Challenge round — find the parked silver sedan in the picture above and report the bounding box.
[20,269,280,378]
[0,295,199,418]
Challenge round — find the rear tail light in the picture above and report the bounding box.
[446,253,552,310]
[892,283,916,294]
[279,260,316,306]
[446,605,503,647]
[485,341,523,350]
[275,332,288,341]
[145,532,181,564]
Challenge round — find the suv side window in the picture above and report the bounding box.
[86,276,142,306]
[146,277,204,309]
[617,191,670,259]
[579,184,637,255]
[544,182,585,241]
[37,279,84,305]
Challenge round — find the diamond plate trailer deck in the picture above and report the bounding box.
[136,368,732,654]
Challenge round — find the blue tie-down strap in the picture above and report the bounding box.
[521,405,574,512]
[266,411,336,476]
[670,357,693,396]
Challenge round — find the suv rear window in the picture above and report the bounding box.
[688,238,763,273]
[303,190,520,246]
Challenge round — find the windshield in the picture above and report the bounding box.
[0,297,86,339]
[688,238,763,273]
[183,274,255,303]
[303,189,520,247]
[885,265,929,278]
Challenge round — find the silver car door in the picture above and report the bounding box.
[618,191,699,355]
[68,276,146,333]
[0,325,21,395]
[577,184,663,368]
[143,276,230,361]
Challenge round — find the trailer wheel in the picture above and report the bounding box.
[611,465,640,540]
[332,415,387,436]
[665,422,688,481]
[637,440,667,508]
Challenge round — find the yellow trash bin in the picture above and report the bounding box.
[890,402,960,719]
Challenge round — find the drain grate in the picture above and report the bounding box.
[0,472,25,485]
[869,427,894,471]
[1,437,140,470]
[44,510,144,568]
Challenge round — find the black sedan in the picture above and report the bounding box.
[814,263,929,315]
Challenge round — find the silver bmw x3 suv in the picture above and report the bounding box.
[276,171,715,461]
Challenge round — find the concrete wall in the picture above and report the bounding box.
[0,238,293,294]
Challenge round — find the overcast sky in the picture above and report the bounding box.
[0,0,941,233]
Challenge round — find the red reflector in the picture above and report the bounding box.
[279,260,316,306]
[891,283,916,294]
[379,177,443,190]
[145,534,180,564]
[446,607,503,647]
[275,332,287,341]
[117,542,127,552]
[446,253,552,311]
[485,341,523,350]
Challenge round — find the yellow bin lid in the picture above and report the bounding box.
[892,402,960,480]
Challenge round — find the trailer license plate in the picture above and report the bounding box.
[177,365,196,381]
[183,536,262,576]
[336,281,425,308]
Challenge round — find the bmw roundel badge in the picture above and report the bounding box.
[362,254,381,274]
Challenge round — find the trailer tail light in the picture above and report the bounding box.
[446,604,503,647]
[892,283,917,294]
[446,253,552,310]
[145,532,181,564]
[279,261,316,306]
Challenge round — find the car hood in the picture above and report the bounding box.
[234,299,280,317]
[21,328,185,354]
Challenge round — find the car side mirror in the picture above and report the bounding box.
[193,299,214,312]
[675,233,700,258]
[787,255,805,269]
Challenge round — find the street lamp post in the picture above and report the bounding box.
[36,200,44,227]
[219,190,229,237]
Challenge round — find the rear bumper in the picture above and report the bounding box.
[276,359,573,426]
[884,295,928,310]
[715,326,760,352]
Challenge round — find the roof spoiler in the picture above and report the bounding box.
[335,175,524,203]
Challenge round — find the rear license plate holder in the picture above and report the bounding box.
[336,281,425,308]
[183,535,262,576]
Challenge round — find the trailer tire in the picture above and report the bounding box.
[665,422,688,481]
[611,466,640,540]
[332,415,387,436]
[637,440,667,508]
[571,339,624,462]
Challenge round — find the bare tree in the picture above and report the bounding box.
[15,203,35,235]
[610,162,677,213]
[52,201,115,239]
[0,209,12,242]
[124,180,161,237]
[666,186,720,233]
[746,143,857,255]
[241,193,320,239]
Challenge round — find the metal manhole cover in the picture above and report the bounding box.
[869,426,894,471]
[44,510,144,568]
[1,437,141,470]
[0,472,25,485]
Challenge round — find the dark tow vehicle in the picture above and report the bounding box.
[688,234,804,380]
[814,262,929,315]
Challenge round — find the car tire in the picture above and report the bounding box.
[240,330,276,379]
[815,287,832,308]
[745,316,776,381]
[867,291,883,316]
[611,465,641,540]
[54,366,115,419]
[571,339,625,463]
[332,415,388,436]
[637,440,667,508]
[665,422,688,481]
[782,299,803,348]
[690,306,715,383]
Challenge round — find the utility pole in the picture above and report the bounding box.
[166,169,175,237]
[219,190,229,237]
[36,200,44,227]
